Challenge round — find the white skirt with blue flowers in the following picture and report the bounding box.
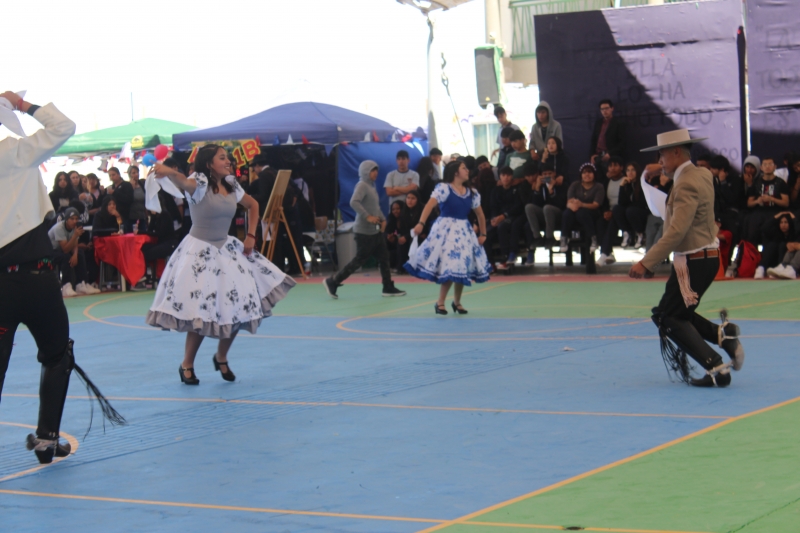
[146,235,295,339]
[404,217,491,285]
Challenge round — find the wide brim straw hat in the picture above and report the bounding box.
[641,128,707,152]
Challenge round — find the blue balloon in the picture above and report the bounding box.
[142,154,157,166]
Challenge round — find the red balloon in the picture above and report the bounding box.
[154,144,169,161]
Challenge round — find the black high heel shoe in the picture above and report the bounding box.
[434,303,448,315]
[451,301,468,315]
[179,365,199,385]
[213,354,236,382]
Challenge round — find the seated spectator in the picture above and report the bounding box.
[384,150,420,205]
[767,231,800,280]
[789,154,800,216]
[128,164,148,233]
[745,157,790,245]
[524,160,567,251]
[617,161,649,248]
[528,102,563,160]
[107,166,134,233]
[539,136,568,183]
[506,130,531,185]
[49,171,78,213]
[559,163,604,253]
[404,190,429,242]
[708,155,743,265]
[496,127,515,170]
[385,200,413,271]
[69,170,85,195]
[93,196,123,234]
[596,156,626,265]
[141,160,184,281]
[756,212,796,279]
[47,207,99,296]
[485,167,524,270]
[695,153,712,171]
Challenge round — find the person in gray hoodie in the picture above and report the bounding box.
[324,160,406,298]
[528,101,563,158]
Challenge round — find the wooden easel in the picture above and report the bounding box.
[260,169,308,279]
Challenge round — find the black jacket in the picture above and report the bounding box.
[590,117,626,159]
[490,185,523,219]
[111,181,134,219]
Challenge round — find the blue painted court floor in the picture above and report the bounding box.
[1,315,798,532]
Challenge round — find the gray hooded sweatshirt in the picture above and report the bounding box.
[528,101,564,153]
[350,160,384,235]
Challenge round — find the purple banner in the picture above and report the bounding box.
[746,0,800,160]
[534,0,744,171]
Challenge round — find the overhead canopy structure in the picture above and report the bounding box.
[56,118,196,156]
[173,102,401,150]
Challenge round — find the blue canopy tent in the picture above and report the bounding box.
[172,102,401,149]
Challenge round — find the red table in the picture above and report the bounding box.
[93,234,156,287]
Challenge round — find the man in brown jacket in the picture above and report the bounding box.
[630,129,744,388]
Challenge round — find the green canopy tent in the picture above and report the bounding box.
[55,118,196,156]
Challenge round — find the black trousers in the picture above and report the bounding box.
[53,248,87,287]
[654,256,723,370]
[333,232,391,286]
[0,270,72,438]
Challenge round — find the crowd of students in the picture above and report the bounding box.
[377,100,800,280]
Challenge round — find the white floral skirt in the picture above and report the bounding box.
[404,217,491,285]
[146,235,295,339]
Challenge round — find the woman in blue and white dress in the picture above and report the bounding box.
[405,160,491,315]
[146,145,295,385]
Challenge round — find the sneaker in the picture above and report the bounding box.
[725,264,737,278]
[766,265,785,279]
[597,253,615,266]
[589,236,598,253]
[634,233,644,248]
[322,277,339,299]
[26,433,72,464]
[382,282,406,297]
[558,236,568,253]
[770,265,797,280]
[754,266,765,279]
[76,281,101,295]
[61,283,77,298]
[494,261,509,271]
[620,232,630,248]
[507,253,517,265]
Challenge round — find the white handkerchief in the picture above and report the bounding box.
[641,171,667,220]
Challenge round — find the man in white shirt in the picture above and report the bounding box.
[0,91,123,465]
[384,150,420,205]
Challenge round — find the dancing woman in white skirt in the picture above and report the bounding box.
[147,145,295,384]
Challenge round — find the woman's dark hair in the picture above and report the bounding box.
[777,213,796,240]
[406,189,421,204]
[52,171,76,198]
[625,161,642,176]
[194,144,233,194]
[416,156,435,186]
[464,155,476,170]
[390,200,406,213]
[546,136,563,154]
[443,160,463,183]
[709,155,731,172]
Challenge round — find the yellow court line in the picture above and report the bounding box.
[1,394,729,420]
[414,394,800,533]
[0,422,80,484]
[725,296,800,311]
[0,489,446,524]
